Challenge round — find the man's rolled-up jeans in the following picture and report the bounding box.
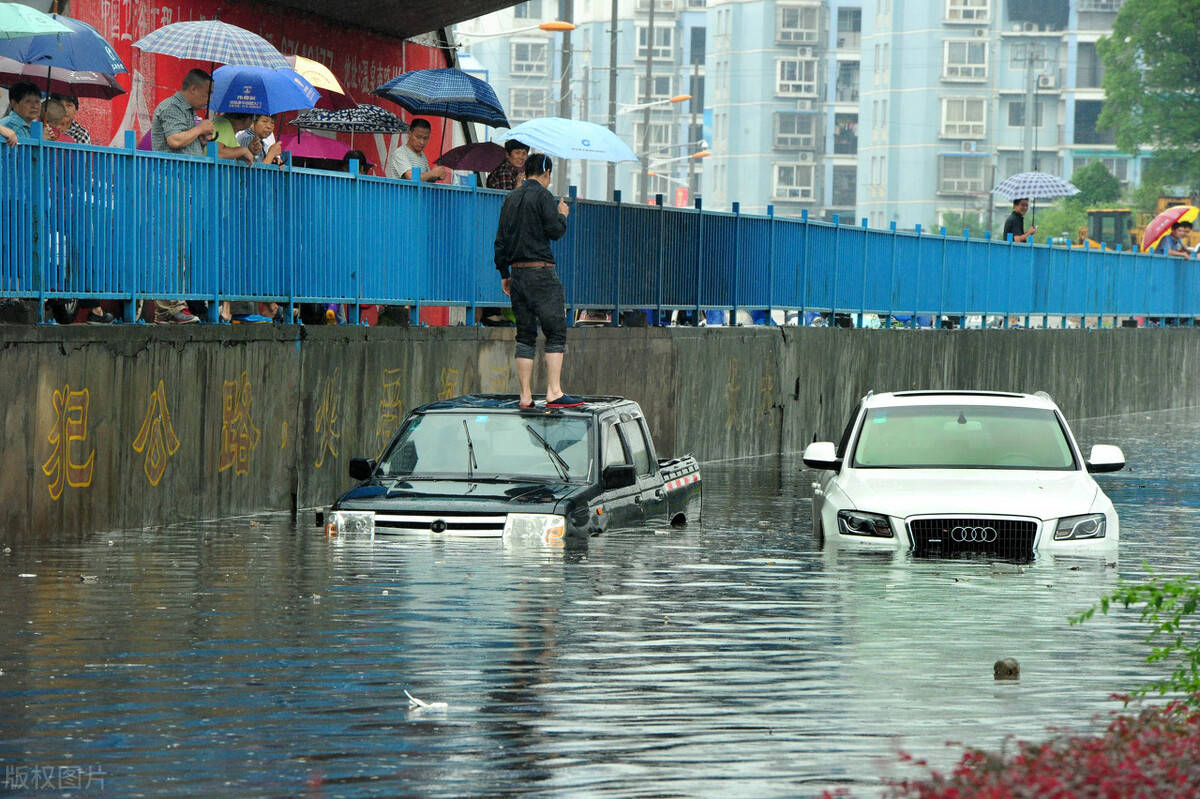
[510,266,567,360]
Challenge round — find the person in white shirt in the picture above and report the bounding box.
[385,118,451,182]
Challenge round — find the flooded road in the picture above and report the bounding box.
[2,408,1198,797]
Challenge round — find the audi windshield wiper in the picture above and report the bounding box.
[463,419,478,482]
[525,424,570,481]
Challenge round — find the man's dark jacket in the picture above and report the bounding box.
[493,179,567,279]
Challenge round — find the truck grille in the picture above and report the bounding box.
[374,512,507,538]
[907,517,1038,561]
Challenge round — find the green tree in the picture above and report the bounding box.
[1070,161,1122,208]
[933,211,987,238]
[1026,199,1087,242]
[1098,0,1200,191]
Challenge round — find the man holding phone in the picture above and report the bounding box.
[493,153,583,410]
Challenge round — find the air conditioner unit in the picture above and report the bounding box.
[972,28,987,37]
[1037,74,1056,89]
[1022,21,1037,32]
[796,46,814,58]
[797,151,814,162]
[795,99,814,111]
[960,140,977,152]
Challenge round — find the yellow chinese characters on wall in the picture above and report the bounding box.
[218,371,260,476]
[313,369,342,469]
[376,368,404,441]
[41,385,95,501]
[132,379,181,486]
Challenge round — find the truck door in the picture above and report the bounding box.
[621,418,669,526]
[600,420,643,528]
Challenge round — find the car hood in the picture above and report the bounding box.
[838,469,1099,520]
[336,479,582,510]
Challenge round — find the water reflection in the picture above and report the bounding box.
[1,409,1198,796]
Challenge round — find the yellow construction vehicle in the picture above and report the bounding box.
[1078,195,1200,252]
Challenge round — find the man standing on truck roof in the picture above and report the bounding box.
[493,153,584,410]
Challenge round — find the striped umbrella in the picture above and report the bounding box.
[132,20,289,69]
[374,68,508,127]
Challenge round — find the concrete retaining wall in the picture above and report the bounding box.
[2,325,1197,544]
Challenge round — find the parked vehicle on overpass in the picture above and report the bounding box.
[325,395,701,543]
[803,391,1124,561]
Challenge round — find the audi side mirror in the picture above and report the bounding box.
[349,458,376,481]
[1086,444,1125,473]
[802,441,842,471]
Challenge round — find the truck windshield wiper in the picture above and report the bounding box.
[463,419,478,481]
[525,424,570,481]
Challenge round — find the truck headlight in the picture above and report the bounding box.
[837,510,893,538]
[325,510,375,539]
[1053,513,1106,540]
[504,513,566,543]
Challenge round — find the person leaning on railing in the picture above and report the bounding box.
[149,68,216,324]
[0,81,41,140]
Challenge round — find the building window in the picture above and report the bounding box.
[633,120,675,151]
[940,96,986,138]
[1078,0,1124,9]
[834,113,857,154]
[773,162,816,200]
[690,26,706,64]
[832,165,856,207]
[945,0,989,22]
[943,40,987,80]
[513,0,542,19]
[687,0,707,7]
[836,62,859,102]
[938,155,986,194]
[636,25,674,59]
[777,4,819,44]
[837,8,861,49]
[776,57,817,96]
[510,41,548,75]
[1074,99,1114,145]
[1007,100,1044,127]
[1077,42,1103,88]
[635,75,674,102]
[636,0,676,12]
[1073,156,1128,183]
[774,111,816,149]
[509,88,549,123]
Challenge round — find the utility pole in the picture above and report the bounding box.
[1020,42,1045,173]
[556,0,574,195]
[638,0,656,204]
[580,65,589,198]
[605,0,618,200]
[687,60,699,201]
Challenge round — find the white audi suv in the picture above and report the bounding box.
[803,391,1125,560]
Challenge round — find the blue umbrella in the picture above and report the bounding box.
[0,14,126,75]
[493,117,638,163]
[211,65,319,115]
[133,20,289,70]
[374,68,508,127]
[290,104,409,134]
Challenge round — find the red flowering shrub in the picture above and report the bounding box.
[821,698,1200,799]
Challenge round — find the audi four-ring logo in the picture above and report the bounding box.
[951,525,998,543]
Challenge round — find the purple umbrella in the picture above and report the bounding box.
[436,141,507,173]
[279,132,351,161]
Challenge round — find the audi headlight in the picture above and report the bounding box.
[1054,513,1106,541]
[837,510,893,538]
[325,510,375,539]
[503,513,566,543]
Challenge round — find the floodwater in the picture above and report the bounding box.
[2,408,1199,798]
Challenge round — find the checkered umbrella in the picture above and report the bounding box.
[132,20,289,69]
[991,171,1079,201]
[290,104,409,134]
[374,68,508,127]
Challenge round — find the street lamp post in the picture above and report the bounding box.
[556,0,574,195]
[638,0,656,204]
[606,0,618,201]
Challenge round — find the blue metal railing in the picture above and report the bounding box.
[2,128,1196,325]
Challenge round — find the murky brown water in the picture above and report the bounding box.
[1,408,1196,797]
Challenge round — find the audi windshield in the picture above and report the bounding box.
[376,412,593,482]
[851,405,1076,470]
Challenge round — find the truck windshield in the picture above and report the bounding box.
[851,405,1076,470]
[377,413,593,482]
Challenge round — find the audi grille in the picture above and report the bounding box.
[907,517,1038,560]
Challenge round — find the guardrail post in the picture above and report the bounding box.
[32,122,46,322]
[801,208,810,324]
[206,141,220,324]
[983,230,992,329]
[613,189,622,326]
[467,173,479,326]
[859,217,869,327]
[831,213,841,326]
[962,227,970,325]
[349,157,362,325]
[567,183,578,325]
[694,196,703,321]
[655,192,665,325]
[411,167,423,324]
[934,225,946,329]
[732,201,741,324]
[123,130,139,322]
[887,220,897,326]
[914,223,923,328]
[285,151,296,324]
[766,204,775,324]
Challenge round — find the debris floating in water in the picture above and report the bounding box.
[405,689,448,711]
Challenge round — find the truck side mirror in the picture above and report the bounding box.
[602,464,637,489]
[349,458,376,481]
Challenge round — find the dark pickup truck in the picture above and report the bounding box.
[325,394,702,542]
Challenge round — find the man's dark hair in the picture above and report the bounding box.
[341,149,369,172]
[1013,198,1028,207]
[181,69,212,91]
[409,118,431,132]
[505,139,529,155]
[524,152,552,177]
[8,82,40,105]
[49,93,79,108]
[1173,220,1193,230]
